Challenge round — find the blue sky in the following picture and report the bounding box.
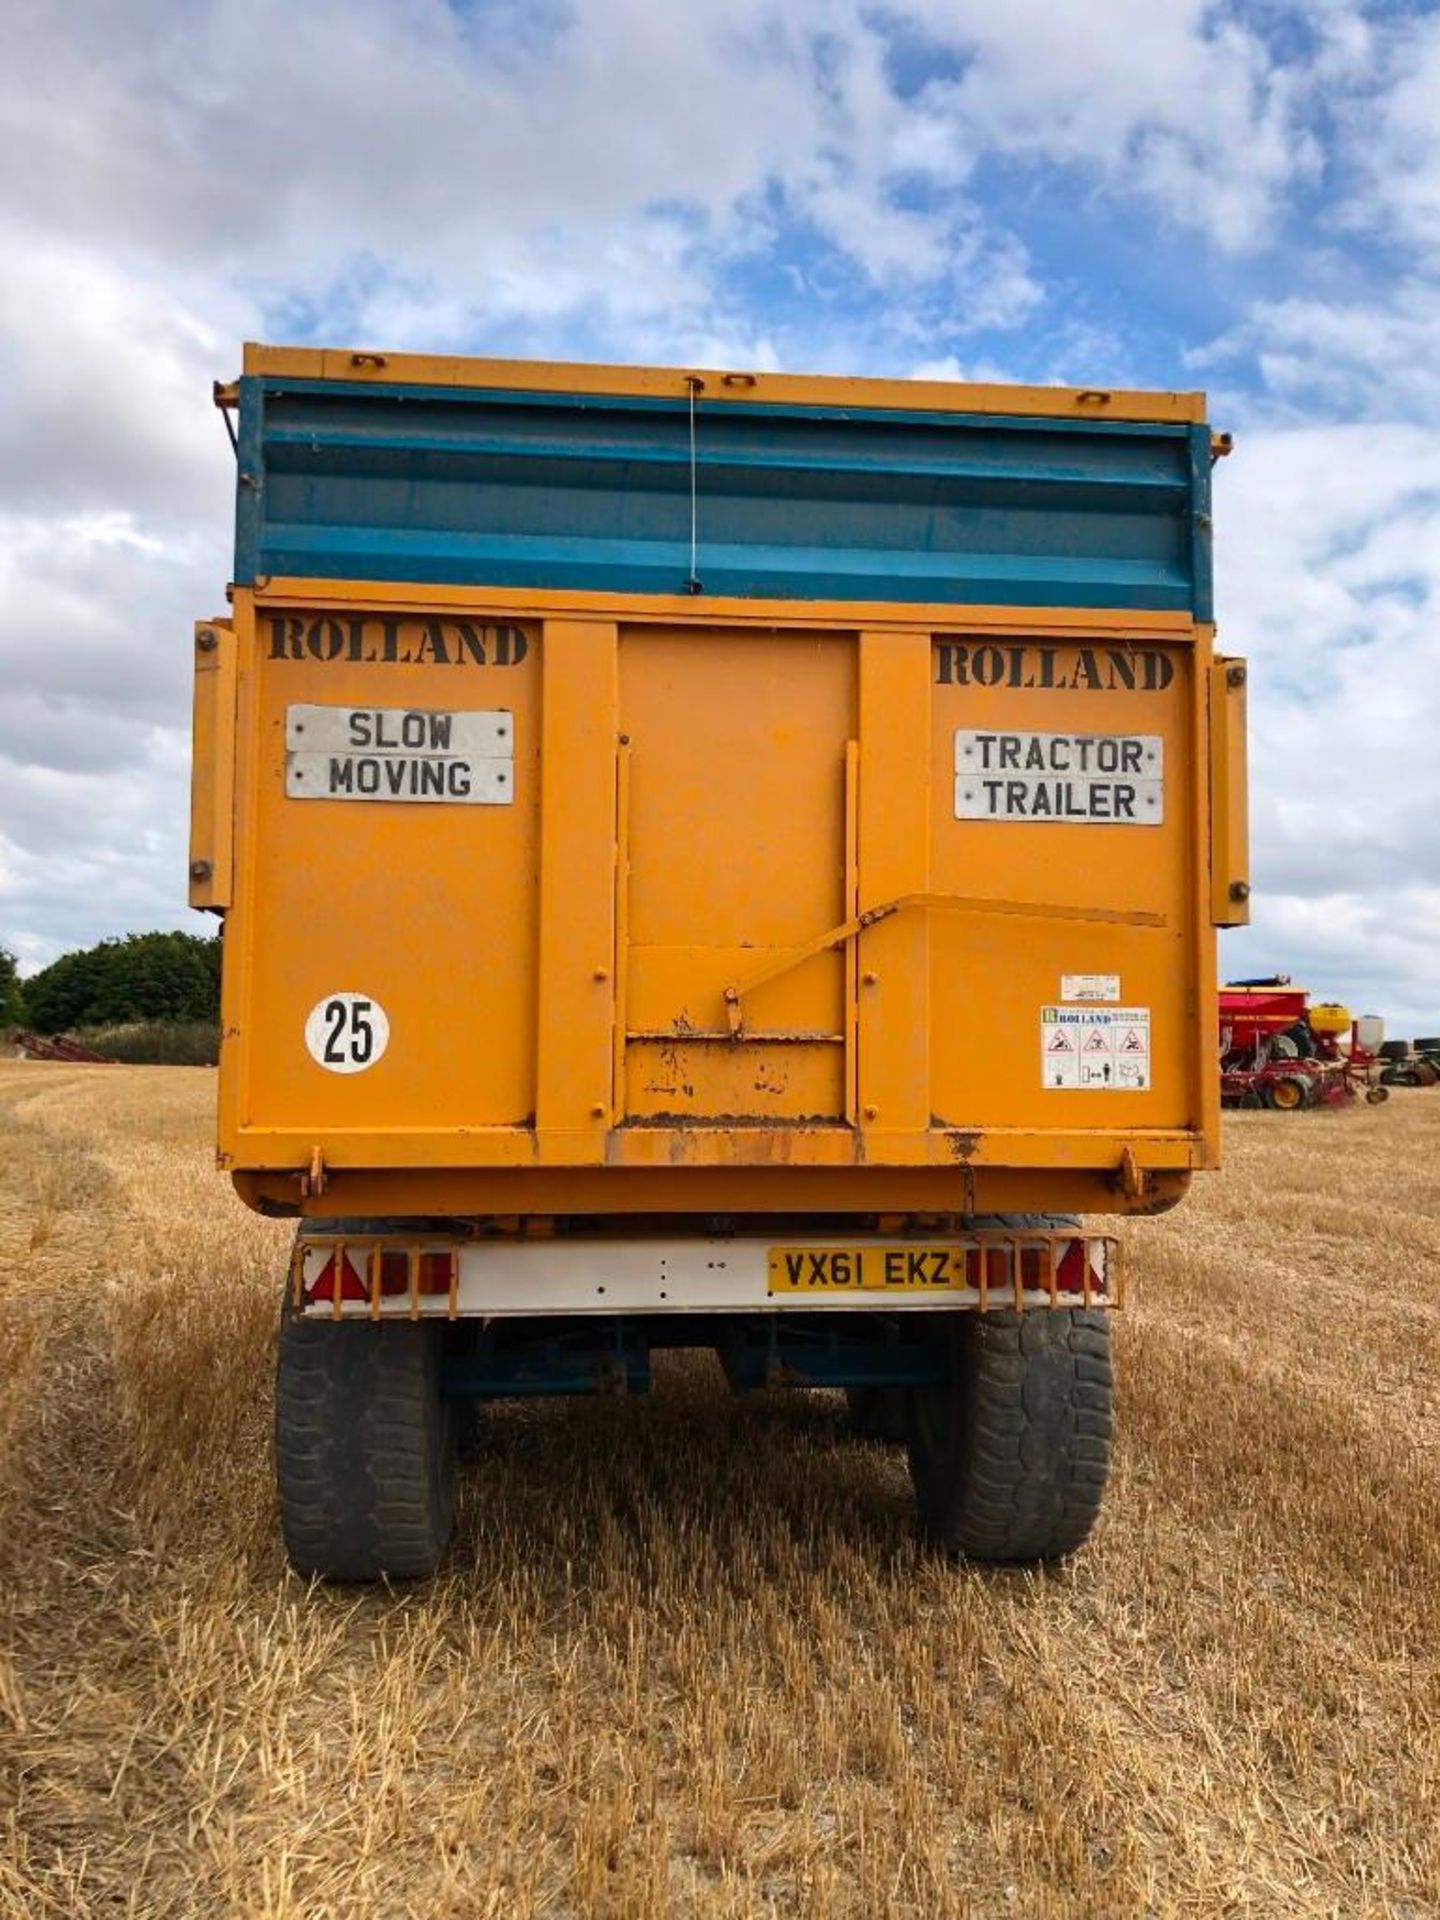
[1,0,1438,1024]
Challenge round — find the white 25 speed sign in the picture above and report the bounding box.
[304,992,390,1074]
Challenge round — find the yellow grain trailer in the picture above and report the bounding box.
[192,345,1248,1580]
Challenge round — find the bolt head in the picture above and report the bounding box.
[190,859,213,881]
[196,629,217,652]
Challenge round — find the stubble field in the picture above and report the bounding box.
[0,1061,1436,1919]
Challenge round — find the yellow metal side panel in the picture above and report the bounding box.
[1192,634,1222,1166]
[1208,657,1251,927]
[260,579,1197,638]
[625,1041,841,1122]
[233,603,540,1136]
[188,619,236,910]
[618,625,852,1122]
[927,636,1197,1132]
[535,621,618,1154]
[216,605,258,1167]
[242,342,1207,425]
[212,589,1214,1196]
[857,630,933,1149]
[612,740,632,1118]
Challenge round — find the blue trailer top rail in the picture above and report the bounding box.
[232,365,1214,618]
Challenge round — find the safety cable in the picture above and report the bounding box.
[685,376,703,593]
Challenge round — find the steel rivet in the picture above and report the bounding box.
[190,859,213,881]
[863,1104,878,1120]
[196,630,217,652]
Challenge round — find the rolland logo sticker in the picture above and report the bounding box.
[267,615,529,666]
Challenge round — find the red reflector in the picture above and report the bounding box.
[1055,1240,1088,1293]
[954,1239,1094,1296]
[308,1251,368,1303]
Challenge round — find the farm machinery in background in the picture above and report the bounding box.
[1219,979,1392,1110]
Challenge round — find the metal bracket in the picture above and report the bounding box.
[1117,1146,1147,1201]
[299,1146,328,1199]
[722,892,1165,1034]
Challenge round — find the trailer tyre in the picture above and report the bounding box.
[905,1215,1112,1564]
[276,1297,456,1582]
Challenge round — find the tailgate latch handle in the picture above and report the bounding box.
[722,893,1165,1035]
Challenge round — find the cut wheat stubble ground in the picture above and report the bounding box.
[0,1064,1435,1919]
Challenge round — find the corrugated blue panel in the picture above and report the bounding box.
[235,376,1211,613]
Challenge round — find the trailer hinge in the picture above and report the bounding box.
[300,1147,328,1199]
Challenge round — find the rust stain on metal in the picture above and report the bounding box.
[1115,1145,1147,1201]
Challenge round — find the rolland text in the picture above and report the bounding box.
[268,616,529,666]
[935,643,1173,691]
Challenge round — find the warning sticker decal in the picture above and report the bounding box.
[1061,972,1121,1003]
[1041,1007,1151,1090]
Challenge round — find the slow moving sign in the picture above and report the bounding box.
[955,730,1163,825]
[285,704,514,805]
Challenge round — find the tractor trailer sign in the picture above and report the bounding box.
[955,730,1163,824]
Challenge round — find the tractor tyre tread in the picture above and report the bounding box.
[906,1213,1112,1564]
[276,1300,456,1583]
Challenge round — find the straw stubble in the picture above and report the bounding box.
[0,1062,1435,1917]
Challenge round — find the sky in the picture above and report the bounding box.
[1,0,1438,1026]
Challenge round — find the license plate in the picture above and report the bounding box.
[768,1246,970,1293]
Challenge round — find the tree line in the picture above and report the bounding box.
[0,932,220,1034]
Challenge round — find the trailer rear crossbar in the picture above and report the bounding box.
[290,1230,1123,1321]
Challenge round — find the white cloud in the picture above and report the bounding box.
[0,1,1347,338]
[0,235,244,517]
[1346,8,1440,258]
[902,0,1337,251]
[1214,423,1440,1023]
[1193,283,1440,423]
[0,510,220,729]
[1227,889,1440,1033]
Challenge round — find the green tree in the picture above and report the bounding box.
[22,931,221,1034]
[0,945,23,1026]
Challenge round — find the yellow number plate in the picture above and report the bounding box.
[768,1246,970,1293]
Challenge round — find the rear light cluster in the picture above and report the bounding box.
[304,1247,454,1306]
[954,1239,1099,1296]
[302,1235,1102,1309]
